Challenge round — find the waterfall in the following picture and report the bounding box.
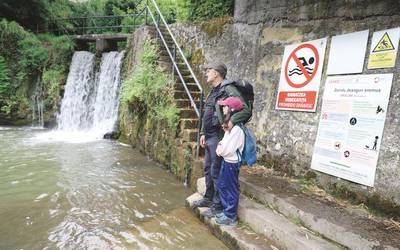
[91,51,125,135]
[57,51,124,138]
[58,51,96,131]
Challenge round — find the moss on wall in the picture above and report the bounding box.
[200,16,233,38]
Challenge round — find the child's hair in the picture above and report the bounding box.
[222,108,232,130]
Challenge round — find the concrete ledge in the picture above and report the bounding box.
[187,192,276,250]
[238,196,339,250]
[239,173,400,250]
[191,178,339,250]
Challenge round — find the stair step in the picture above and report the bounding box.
[174,83,200,92]
[186,193,278,250]
[175,99,200,109]
[175,75,195,83]
[159,55,171,63]
[179,108,198,119]
[181,128,198,142]
[173,66,191,74]
[174,90,201,100]
[157,38,174,47]
[194,178,340,250]
[179,118,199,130]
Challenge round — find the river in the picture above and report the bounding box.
[0,127,227,250]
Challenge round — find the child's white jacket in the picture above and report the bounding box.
[216,125,244,163]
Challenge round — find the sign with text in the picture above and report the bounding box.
[368,27,400,69]
[276,38,327,112]
[311,74,393,187]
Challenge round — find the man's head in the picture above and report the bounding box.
[204,62,227,87]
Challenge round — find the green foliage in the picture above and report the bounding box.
[175,0,234,22]
[37,34,74,66]
[176,0,191,22]
[0,19,73,119]
[42,67,65,109]
[122,39,179,130]
[0,19,29,62]
[18,36,48,73]
[0,56,11,97]
[0,94,30,115]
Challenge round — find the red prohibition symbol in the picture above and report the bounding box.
[284,43,319,88]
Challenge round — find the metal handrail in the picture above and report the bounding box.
[148,0,203,94]
[146,0,204,157]
[37,7,147,35]
[147,7,201,117]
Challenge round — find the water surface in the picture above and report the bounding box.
[0,127,226,250]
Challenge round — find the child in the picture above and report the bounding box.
[215,96,245,226]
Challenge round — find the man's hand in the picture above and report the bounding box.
[200,135,206,148]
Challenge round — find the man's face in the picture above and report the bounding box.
[205,68,219,85]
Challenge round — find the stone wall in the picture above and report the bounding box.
[119,27,196,185]
[170,0,400,212]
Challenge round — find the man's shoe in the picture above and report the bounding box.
[202,207,223,218]
[192,198,211,208]
[215,214,238,227]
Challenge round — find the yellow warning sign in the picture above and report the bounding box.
[372,32,395,52]
[368,28,400,69]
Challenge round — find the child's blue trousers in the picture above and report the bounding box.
[217,160,240,219]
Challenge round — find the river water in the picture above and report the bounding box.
[0,127,226,250]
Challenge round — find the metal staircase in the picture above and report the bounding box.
[145,0,204,158]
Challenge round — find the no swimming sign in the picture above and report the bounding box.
[276,38,327,112]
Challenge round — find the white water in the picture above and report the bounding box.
[92,51,125,135]
[52,51,124,142]
[57,51,96,132]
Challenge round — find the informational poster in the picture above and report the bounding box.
[276,38,327,112]
[311,74,393,187]
[368,27,400,69]
[327,30,369,75]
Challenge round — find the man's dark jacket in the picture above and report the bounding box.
[201,79,252,139]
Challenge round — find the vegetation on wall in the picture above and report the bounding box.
[122,39,180,130]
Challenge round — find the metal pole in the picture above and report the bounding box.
[145,0,149,25]
[172,44,176,74]
[196,92,204,158]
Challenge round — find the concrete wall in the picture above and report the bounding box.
[170,0,400,212]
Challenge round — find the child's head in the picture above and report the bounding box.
[217,96,244,130]
[217,96,244,113]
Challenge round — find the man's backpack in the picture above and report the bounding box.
[229,79,254,110]
[238,124,257,167]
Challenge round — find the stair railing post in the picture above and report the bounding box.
[172,44,176,74]
[145,0,149,25]
[196,92,204,158]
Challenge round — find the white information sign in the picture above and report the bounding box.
[276,38,327,112]
[327,30,369,75]
[311,74,393,187]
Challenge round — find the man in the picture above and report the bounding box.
[194,62,252,218]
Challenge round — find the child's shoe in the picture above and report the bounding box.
[215,212,224,218]
[215,214,237,227]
